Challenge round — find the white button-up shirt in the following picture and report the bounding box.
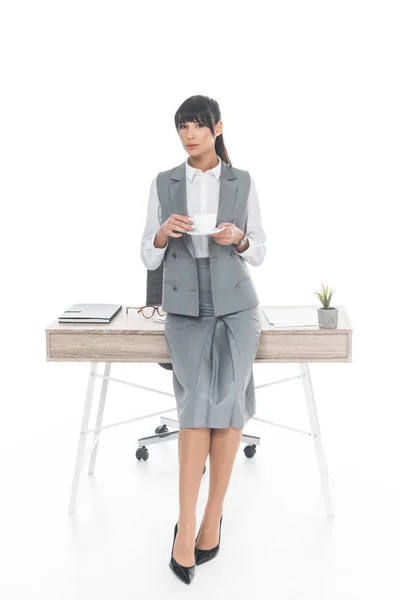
[140,156,266,269]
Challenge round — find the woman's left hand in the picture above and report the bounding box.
[208,222,243,246]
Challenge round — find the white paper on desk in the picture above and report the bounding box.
[153,315,166,323]
[263,307,319,327]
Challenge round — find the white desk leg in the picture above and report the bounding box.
[300,362,334,518]
[68,362,98,514]
[88,362,111,475]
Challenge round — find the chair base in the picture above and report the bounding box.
[136,416,260,460]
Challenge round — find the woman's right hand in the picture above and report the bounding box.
[161,214,194,238]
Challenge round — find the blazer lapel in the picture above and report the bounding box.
[169,159,239,260]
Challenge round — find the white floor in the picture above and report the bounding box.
[2,350,400,599]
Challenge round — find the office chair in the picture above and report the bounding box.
[135,264,260,465]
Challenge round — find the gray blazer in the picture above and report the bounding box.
[154,159,261,317]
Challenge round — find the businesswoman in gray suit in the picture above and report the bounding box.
[140,95,266,584]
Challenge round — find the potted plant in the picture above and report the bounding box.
[314,282,338,329]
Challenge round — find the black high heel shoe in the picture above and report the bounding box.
[194,515,223,565]
[169,522,195,585]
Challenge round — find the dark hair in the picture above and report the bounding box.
[174,95,232,166]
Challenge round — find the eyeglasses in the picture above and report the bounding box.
[125,304,166,318]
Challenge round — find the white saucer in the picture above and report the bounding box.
[187,226,226,236]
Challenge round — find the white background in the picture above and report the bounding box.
[1,1,399,598]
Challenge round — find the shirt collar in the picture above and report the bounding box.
[186,155,221,182]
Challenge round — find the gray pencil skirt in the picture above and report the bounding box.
[164,257,262,429]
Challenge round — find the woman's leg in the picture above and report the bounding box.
[173,426,211,566]
[195,426,243,550]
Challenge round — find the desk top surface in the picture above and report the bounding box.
[46,305,352,335]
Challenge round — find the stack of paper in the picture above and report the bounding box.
[153,314,166,323]
[263,307,320,328]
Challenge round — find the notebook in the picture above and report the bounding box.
[58,303,122,323]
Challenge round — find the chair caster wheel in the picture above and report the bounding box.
[136,446,149,461]
[244,444,256,458]
[155,424,169,435]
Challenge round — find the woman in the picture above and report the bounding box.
[140,95,266,584]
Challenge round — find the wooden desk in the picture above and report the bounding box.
[46,304,352,363]
[45,305,352,515]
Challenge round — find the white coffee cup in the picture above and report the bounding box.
[190,213,217,233]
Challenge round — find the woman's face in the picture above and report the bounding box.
[178,119,222,158]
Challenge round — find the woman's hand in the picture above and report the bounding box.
[162,214,194,238]
[153,214,194,248]
[208,222,244,246]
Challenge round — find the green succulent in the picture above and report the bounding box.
[315,282,335,309]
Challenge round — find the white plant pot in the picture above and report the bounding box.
[318,307,338,329]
